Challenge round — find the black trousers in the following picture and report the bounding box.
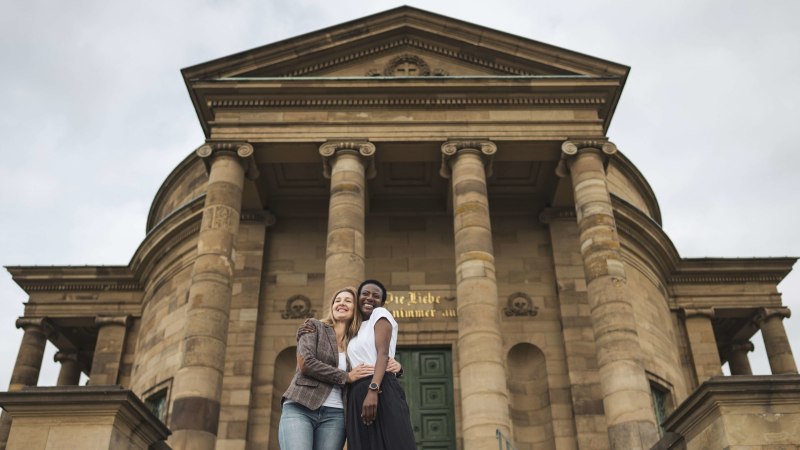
[346,376,416,450]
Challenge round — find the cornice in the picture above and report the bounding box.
[609,150,662,225]
[131,206,204,282]
[669,274,789,284]
[182,7,629,81]
[146,150,205,232]
[670,257,796,285]
[208,95,607,109]
[611,195,679,284]
[6,266,141,293]
[183,7,629,137]
[611,196,796,287]
[663,375,800,436]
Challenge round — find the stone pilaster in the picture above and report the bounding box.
[54,351,82,386]
[0,318,52,450]
[319,141,375,302]
[755,307,797,375]
[557,139,658,449]
[89,316,129,385]
[541,207,609,450]
[727,341,754,376]
[219,211,273,448]
[681,308,722,383]
[169,142,255,450]
[441,140,510,450]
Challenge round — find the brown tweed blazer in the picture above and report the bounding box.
[282,319,348,410]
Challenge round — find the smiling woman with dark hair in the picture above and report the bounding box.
[346,279,416,450]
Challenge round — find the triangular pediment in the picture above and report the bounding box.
[183,7,628,81]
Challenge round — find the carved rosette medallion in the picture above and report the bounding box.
[440,140,497,178]
[281,295,316,319]
[503,292,538,317]
[319,141,377,179]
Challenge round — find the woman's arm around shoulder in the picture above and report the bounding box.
[296,319,348,386]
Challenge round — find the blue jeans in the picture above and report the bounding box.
[278,401,345,450]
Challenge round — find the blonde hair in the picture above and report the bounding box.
[320,287,361,347]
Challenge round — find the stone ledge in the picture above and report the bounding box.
[656,375,800,449]
[0,385,171,450]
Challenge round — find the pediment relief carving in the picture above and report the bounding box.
[363,53,449,77]
[382,53,431,76]
[184,8,630,85]
[259,37,561,78]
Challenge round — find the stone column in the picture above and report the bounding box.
[440,140,510,450]
[169,142,257,450]
[88,316,129,385]
[319,141,375,301]
[0,318,51,450]
[756,307,797,375]
[727,341,754,376]
[556,140,658,449]
[54,351,82,386]
[681,308,722,383]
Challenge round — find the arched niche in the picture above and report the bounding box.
[507,343,554,450]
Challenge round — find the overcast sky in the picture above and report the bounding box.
[1,0,798,388]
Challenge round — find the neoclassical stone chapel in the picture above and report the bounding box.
[2,7,798,450]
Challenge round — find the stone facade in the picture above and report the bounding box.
[1,7,797,450]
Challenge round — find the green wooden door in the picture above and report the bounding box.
[395,347,457,450]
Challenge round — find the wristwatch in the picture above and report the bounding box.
[368,382,381,392]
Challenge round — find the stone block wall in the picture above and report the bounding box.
[130,235,197,398]
[624,261,690,403]
[606,163,653,220]
[548,216,609,450]
[247,216,328,449]
[149,158,209,228]
[217,221,266,450]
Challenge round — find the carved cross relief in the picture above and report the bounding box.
[368,53,449,77]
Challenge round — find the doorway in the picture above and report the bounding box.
[395,347,457,450]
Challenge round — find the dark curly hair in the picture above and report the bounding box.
[357,279,387,305]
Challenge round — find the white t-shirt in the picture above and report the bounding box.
[347,307,398,368]
[322,352,347,409]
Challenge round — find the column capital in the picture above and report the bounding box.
[730,341,755,354]
[439,139,497,178]
[556,138,618,177]
[319,140,376,179]
[53,350,79,363]
[95,315,130,328]
[681,307,715,320]
[15,317,56,337]
[755,306,791,324]
[197,141,259,180]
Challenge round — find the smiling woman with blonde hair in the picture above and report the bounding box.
[278,287,371,450]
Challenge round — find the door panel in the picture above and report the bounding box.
[395,348,456,450]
